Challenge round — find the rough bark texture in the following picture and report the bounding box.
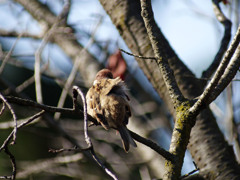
[99,0,240,179]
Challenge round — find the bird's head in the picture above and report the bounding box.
[95,69,113,81]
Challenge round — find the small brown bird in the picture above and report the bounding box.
[86,69,137,152]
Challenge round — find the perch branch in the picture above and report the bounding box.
[72,86,118,180]
[129,130,173,161]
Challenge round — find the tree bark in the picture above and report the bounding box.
[99,0,240,179]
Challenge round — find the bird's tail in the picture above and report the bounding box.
[118,126,137,152]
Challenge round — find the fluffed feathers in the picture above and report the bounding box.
[86,69,136,151]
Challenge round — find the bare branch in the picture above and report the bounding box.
[60,0,72,25]
[210,44,240,101]
[120,48,156,60]
[16,0,102,89]
[4,96,97,124]
[0,29,42,39]
[202,0,232,78]
[17,153,83,179]
[0,34,22,75]
[72,86,118,180]
[0,110,45,151]
[34,23,57,104]
[0,110,44,180]
[0,103,6,116]
[140,0,186,109]
[54,16,103,120]
[189,25,240,114]
[48,146,91,153]
[16,62,49,93]
[0,93,17,145]
[3,147,16,180]
[34,0,73,104]
[180,161,199,179]
[129,130,173,161]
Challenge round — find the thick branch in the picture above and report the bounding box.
[99,0,240,179]
[140,0,185,109]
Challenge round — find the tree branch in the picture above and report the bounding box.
[54,16,103,120]
[0,110,45,180]
[202,0,232,78]
[0,34,22,75]
[189,25,240,114]
[0,110,45,151]
[129,130,173,161]
[140,0,186,109]
[72,86,118,180]
[0,93,17,145]
[15,0,102,86]
[0,29,42,39]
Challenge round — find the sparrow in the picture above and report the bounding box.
[86,69,137,152]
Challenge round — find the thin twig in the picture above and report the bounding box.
[0,118,38,130]
[5,96,74,113]
[120,48,156,60]
[48,146,91,153]
[3,147,16,180]
[0,103,6,115]
[17,153,83,179]
[34,23,58,104]
[180,161,199,179]
[4,96,97,124]
[0,93,17,145]
[34,0,71,104]
[16,61,49,93]
[0,33,22,75]
[0,110,45,151]
[0,29,42,39]
[0,111,44,180]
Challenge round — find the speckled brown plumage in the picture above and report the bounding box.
[86,69,136,152]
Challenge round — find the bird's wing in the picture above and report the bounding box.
[98,77,129,100]
[86,86,109,129]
